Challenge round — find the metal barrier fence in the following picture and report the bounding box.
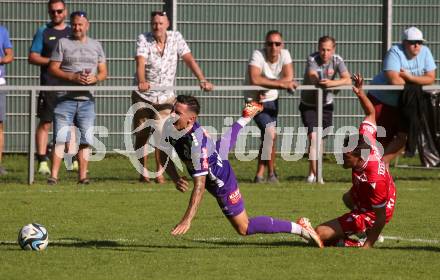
[2,84,440,185]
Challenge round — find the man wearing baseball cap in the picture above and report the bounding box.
[368,26,437,166]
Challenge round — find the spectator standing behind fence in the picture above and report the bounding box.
[132,11,213,184]
[368,27,437,167]
[300,36,351,183]
[0,25,14,175]
[244,30,297,184]
[47,11,107,185]
[28,0,78,176]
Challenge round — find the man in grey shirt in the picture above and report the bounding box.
[48,11,107,184]
[300,36,351,183]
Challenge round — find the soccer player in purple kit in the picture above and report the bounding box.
[158,95,323,247]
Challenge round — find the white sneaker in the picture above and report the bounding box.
[297,217,324,248]
[306,174,325,184]
[306,174,315,183]
[38,161,51,175]
[72,160,79,172]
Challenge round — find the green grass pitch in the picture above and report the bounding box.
[1,154,439,279]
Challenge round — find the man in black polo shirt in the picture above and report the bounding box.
[29,0,76,175]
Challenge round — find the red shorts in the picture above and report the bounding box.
[368,94,407,147]
[337,212,375,235]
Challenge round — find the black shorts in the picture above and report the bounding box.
[299,103,334,135]
[37,91,58,122]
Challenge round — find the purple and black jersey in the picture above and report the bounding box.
[168,122,241,198]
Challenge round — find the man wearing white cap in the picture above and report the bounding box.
[368,26,437,166]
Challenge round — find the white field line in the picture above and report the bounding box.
[190,235,439,244]
[382,236,439,244]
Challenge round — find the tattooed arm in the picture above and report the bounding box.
[171,175,207,235]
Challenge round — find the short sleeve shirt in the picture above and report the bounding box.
[350,121,396,222]
[29,23,71,85]
[50,36,106,100]
[134,30,191,103]
[301,52,348,106]
[244,48,292,102]
[0,25,13,81]
[370,44,437,107]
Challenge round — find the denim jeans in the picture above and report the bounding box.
[53,99,95,145]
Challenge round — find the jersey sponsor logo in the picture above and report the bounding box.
[228,189,241,205]
[49,36,56,40]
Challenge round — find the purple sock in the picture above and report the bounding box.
[217,122,243,159]
[246,216,292,235]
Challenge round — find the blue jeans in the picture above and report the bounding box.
[254,99,278,138]
[53,100,95,145]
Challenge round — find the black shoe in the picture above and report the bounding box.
[47,177,58,185]
[78,178,90,185]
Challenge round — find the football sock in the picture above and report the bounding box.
[246,216,292,235]
[290,222,302,235]
[36,154,48,163]
[217,121,244,157]
[237,116,251,127]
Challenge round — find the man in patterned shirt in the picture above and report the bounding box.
[315,74,397,248]
[157,95,323,248]
[132,11,213,184]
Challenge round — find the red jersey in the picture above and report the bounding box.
[349,121,396,222]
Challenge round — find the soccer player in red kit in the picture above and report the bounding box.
[315,74,396,248]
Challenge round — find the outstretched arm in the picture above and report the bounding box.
[352,73,375,125]
[171,175,207,235]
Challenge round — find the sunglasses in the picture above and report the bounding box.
[49,9,64,15]
[266,41,282,47]
[70,11,87,19]
[151,11,167,17]
[407,40,423,46]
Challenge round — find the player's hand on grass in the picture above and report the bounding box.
[175,176,189,192]
[171,221,191,235]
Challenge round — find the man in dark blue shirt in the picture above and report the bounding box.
[28,0,74,175]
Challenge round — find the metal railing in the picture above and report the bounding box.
[2,84,440,185]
